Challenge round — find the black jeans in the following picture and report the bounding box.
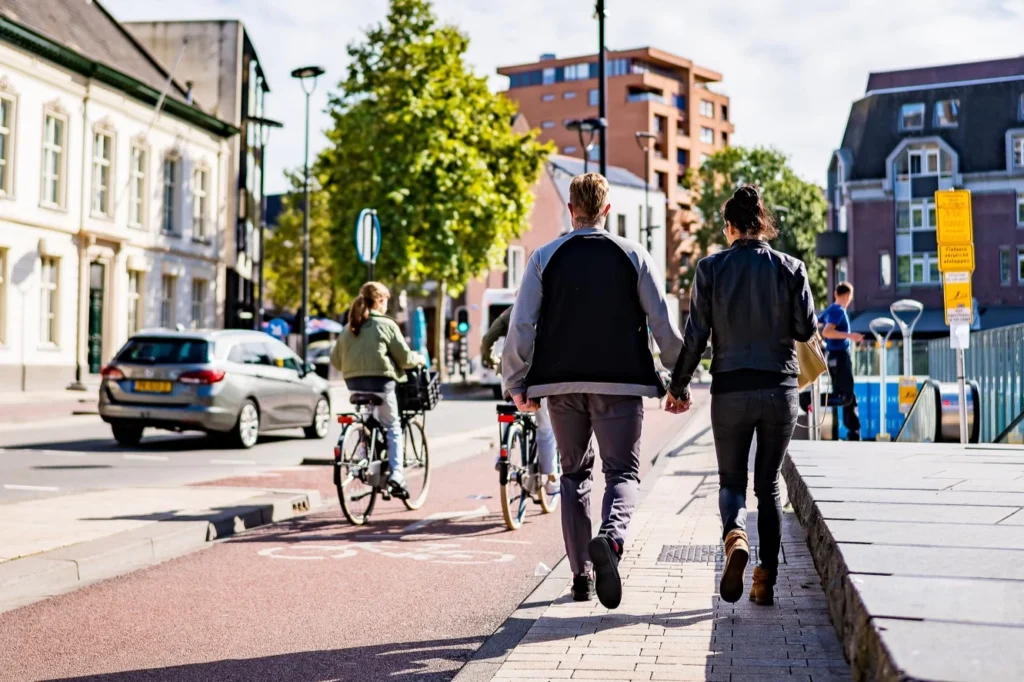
[711,387,800,572]
[827,349,861,440]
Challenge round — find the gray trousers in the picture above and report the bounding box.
[547,393,644,575]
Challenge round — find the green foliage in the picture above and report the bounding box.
[684,146,828,305]
[318,0,552,298]
[264,172,349,317]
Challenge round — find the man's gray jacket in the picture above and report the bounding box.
[501,227,682,399]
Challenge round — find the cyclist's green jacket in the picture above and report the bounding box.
[330,312,423,382]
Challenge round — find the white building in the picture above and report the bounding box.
[0,1,236,391]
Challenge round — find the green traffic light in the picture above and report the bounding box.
[457,322,469,334]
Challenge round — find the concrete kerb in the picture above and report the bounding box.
[0,489,319,614]
[782,453,901,682]
[451,401,712,682]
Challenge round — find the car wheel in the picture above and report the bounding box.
[304,396,331,439]
[229,400,260,449]
[111,423,144,447]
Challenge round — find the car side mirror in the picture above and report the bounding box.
[305,362,316,376]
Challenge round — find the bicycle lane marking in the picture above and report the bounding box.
[256,540,515,564]
[401,505,490,533]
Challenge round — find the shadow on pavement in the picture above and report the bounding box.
[4,433,302,453]
[49,635,487,682]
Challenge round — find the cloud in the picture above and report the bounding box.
[103,0,1024,192]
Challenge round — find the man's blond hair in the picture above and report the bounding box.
[568,173,610,227]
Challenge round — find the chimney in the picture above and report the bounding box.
[539,53,556,61]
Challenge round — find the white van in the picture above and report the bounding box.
[478,288,516,399]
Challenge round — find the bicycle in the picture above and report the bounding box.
[496,404,559,530]
[334,369,439,526]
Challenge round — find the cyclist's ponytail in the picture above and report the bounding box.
[349,281,389,336]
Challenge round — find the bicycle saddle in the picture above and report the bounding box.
[350,393,384,407]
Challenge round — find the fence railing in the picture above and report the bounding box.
[927,322,1024,443]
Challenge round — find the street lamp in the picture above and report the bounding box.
[635,131,658,251]
[248,113,283,331]
[594,0,608,176]
[565,117,607,173]
[291,64,325,362]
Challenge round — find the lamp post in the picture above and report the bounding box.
[248,114,283,331]
[565,117,608,174]
[635,131,657,251]
[595,0,608,176]
[290,64,324,362]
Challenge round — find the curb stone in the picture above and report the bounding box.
[0,489,318,614]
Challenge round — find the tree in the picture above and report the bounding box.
[318,0,551,373]
[263,172,349,319]
[684,146,828,304]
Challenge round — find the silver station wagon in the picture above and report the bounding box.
[99,330,332,448]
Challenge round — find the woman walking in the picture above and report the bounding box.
[665,185,816,605]
[331,282,424,498]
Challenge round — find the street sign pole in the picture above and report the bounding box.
[957,347,968,445]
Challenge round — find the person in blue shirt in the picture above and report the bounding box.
[818,281,863,440]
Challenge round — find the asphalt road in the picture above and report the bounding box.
[0,386,501,503]
[0,394,701,682]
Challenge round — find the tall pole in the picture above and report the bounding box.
[643,151,651,251]
[300,89,311,361]
[596,0,608,177]
[256,105,267,330]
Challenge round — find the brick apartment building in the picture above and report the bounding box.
[821,56,1024,335]
[497,48,733,303]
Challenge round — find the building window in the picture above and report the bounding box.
[721,131,729,145]
[900,103,925,131]
[588,144,600,162]
[39,256,58,345]
[42,113,67,208]
[897,255,910,285]
[160,274,175,328]
[563,91,576,99]
[700,100,714,118]
[879,252,892,288]
[0,249,5,344]
[91,131,114,217]
[676,173,686,188]
[192,167,208,240]
[721,104,728,121]
[654,115,667,133]
[588,89,598,106]
[1019,247,1024,284]
[654,143,666,159]
[674,94,686,110]
[541,93,555,102]
[700,127,714,144]
[677,149,688,165]
[507,246,526,290]
[1018,195,1024,225]
[626,88,664,104]
[127,271,143,334]
[129,144,147,228]
[1014,137,1024,169]
[1000,247,1012,286]
[191,279,207,329]
[0,95,14,196]
[564,63,589,81]
[617,214,626,238]
[542,68,555,85]
[541,121,555,129]
[903,253,939,285]
[934,99,959,127]
[162,157,178,234]
[563,145,577,154]
[655,171,668,193]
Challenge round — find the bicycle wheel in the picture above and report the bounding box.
[500,422,529,531]
[336,424,377,526]
[401,417,431,510]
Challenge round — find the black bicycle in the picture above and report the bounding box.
[334,369,439,525]
[496,404,559,530]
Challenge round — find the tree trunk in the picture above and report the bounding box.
[435,281,448,382]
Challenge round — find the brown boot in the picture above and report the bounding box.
[749,565,777,606]
[720,529,749,603]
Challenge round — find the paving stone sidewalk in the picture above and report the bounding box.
[486,425,851,682]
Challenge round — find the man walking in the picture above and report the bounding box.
[819,281,863,441]
[502,173,682,609]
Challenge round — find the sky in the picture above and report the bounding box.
[105,0,1024,195]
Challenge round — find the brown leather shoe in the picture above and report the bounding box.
[720,529,749,603]
[749,565,776,606]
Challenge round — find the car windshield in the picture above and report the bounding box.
[116,338,210,365]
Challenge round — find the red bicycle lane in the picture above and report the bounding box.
[0,397,701,682]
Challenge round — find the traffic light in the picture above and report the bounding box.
[455,306,470,336]
[448,320,460,342]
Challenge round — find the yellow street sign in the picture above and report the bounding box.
[943,271,974,325]
[898,377,918,415]
[938,244,975,272]
[934,189,973,245]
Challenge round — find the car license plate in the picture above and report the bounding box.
[134,380,172,393]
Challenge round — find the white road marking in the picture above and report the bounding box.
[209,458,257,465]
[37,450,86,457]
[4,484,60,492]
[123,454,169,462]
[402,505,490,533]
[244,472,282,478]
[257,545,357,560]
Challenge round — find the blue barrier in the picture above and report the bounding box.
[834,378,922,440]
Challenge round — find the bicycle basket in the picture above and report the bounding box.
[397,368,441,411]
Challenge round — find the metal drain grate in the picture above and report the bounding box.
[656,544,786,565]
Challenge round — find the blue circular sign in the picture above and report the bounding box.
[265,318,291,340]
[355,209,382,265]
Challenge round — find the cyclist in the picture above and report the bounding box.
[331,282,424,498]
[481,306,559,496]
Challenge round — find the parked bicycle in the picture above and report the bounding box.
[334,368,440,525]
[496,404,559,530]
